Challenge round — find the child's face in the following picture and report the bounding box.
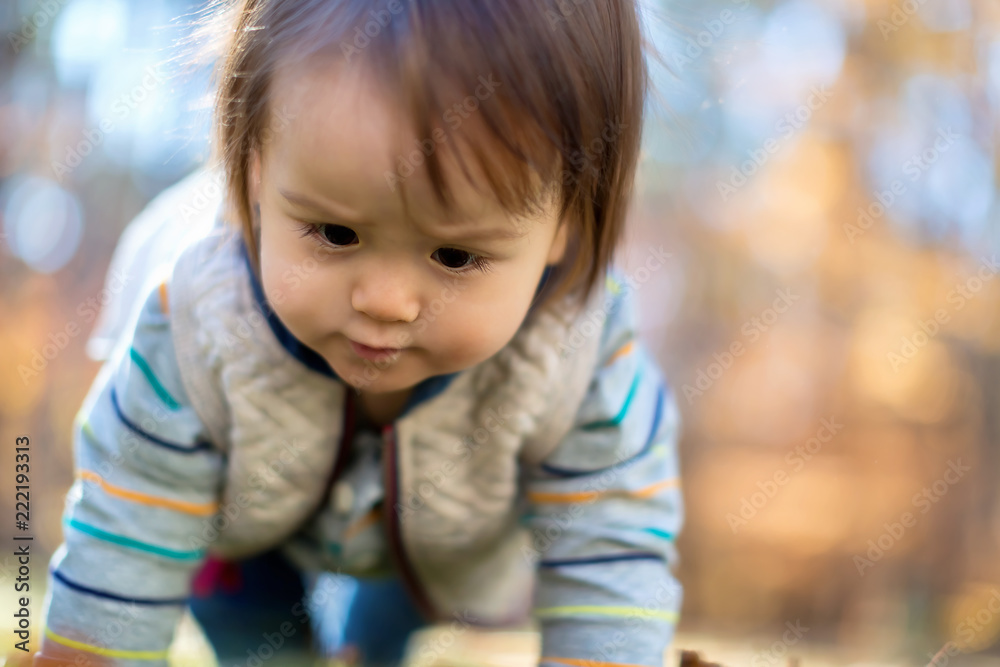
[250,55,569,396]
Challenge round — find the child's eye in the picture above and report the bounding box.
[297,222,491,273]
[316,224,358,246]
[296,221,358,247]
[432,248,493,273]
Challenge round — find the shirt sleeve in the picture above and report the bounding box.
[39,279,225,667]
[522,275,684,667]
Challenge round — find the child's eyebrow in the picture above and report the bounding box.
[427,220,530,244]
[279,188,530,243]
[280,189,365,224]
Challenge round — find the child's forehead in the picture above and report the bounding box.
[265,53,553,229]
[273,157,545,240]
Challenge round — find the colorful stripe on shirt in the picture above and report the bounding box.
[542,383,666,478]
[44,627,170,661]
[51,568,188,606]
[603,339,634,366]
[64,517,206,561]
[77,469,218,516]
[158,280,169,315]
[109,386,213,453]
[129,347,181,411]
[539,552,664,568]
[580,371,641,432]
[528,476,680,505]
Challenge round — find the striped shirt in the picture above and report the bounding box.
[40,264,684,667]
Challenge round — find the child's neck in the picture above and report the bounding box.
[355,386,414,430]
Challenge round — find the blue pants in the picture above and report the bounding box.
[189,549,427,667]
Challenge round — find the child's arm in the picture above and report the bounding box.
[524,279,684,667]
[36,280,225,666]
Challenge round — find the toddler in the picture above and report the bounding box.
[35,0,684,665]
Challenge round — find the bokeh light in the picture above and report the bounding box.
[1,175,83,273]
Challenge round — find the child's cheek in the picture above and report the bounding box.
[446,314,514,366]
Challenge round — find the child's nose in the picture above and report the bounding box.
[350,270,420,324]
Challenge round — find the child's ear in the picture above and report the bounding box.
[546,217,570,265]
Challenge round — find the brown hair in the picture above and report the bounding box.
[203,0,649,311]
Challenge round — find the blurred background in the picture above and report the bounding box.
[1,0,998,665]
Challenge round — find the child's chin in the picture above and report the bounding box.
[336,361,417,394]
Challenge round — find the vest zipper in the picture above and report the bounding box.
[306,389,356,527]
[382,423,438,620]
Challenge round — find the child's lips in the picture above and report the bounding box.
[349,339,403,363]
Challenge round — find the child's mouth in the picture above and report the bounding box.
[349,340,402,363]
